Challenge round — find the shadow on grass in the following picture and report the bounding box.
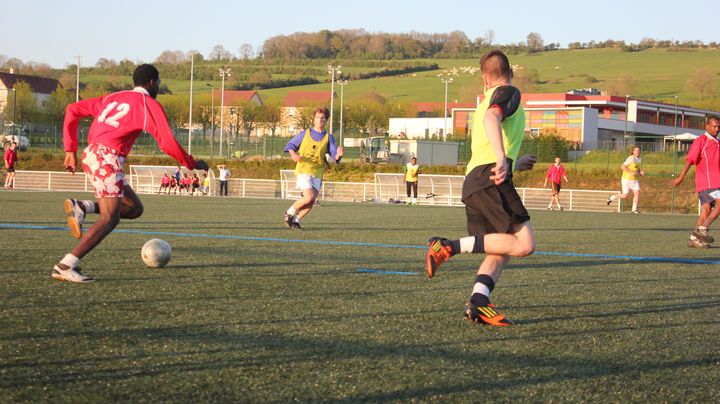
[1,318,717,401]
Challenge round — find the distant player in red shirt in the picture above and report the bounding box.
[671,116,720,248]
[543,156,569,211]
[159,173,171,194]
[54,64,208,283]
[3,141,18,189]
[180,173,191,195]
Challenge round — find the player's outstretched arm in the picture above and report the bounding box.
[670,160,693,187]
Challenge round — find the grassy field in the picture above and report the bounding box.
[1,191,719,402]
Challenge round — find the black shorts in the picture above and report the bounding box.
[463,180,530,236]
[6,166,14,173]
[551,182,561,194]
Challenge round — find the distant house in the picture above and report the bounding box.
[219,90,263,106]
[0,71,62,114]
[213,90,263,136]
[278,91,334,137]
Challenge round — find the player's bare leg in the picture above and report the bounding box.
[70,186,143,260]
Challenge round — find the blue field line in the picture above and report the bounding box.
[2,223,720,265]
[357,268,417,276]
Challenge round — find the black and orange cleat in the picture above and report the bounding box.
[463,302,513,326]
[426,237,454,279]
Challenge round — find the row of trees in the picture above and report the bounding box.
[0,77,421,140]
[158,91,419,141]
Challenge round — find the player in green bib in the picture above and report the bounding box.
[424,50,538,326]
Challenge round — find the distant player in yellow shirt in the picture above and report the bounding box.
[607,146,644,214]
[404,156,420,204]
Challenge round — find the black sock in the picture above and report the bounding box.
[448,239,461,255]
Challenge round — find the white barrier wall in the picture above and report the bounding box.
[11,169,619,213]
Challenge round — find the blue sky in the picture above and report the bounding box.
[5,0,717,68]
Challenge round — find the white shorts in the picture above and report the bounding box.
[296,173,322,191]
[621,179,640,194]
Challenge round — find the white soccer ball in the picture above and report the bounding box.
[141,238,172,268]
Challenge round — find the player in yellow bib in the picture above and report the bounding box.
[607,145,644,214]
[283,107,344,229]
[424,50,538,327]
[404,156,420,204]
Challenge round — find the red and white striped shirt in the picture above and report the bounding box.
[63,87,197,170]
[686,132,720,192]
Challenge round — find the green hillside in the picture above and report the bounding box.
[78,48,720,107]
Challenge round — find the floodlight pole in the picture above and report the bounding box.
[440,76,453,141]
[219,67,231,158]
[328,64,341,134]
[188,53,194,154]
[338,79,348,145]
[671,95,679,214]
[623,95,630,150]
[210,85,215,158]
[74,55,82,102]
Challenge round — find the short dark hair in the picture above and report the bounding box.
[708,115,720,124]
[313,106,330,119]
[480,50,512,80]
[133,64,160,86]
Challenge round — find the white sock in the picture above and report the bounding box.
[632,201,638,211]
[287,206,297,215]
[698,226,707,231]
[472,282,491,297]
[609,195,616,201]
[81,200,95,214]
[60,254,80,269]
[459,236,475,254]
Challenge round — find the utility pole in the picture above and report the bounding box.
[75,56,82,102]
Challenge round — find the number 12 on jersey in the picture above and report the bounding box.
[98,102,130,128]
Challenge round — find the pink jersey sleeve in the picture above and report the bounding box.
[686,137,704,165]
[63,97,103,152]
[144,98,197,170]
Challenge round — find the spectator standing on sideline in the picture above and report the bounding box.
[543,156,569,210]
[404,156,421,204]
[55,64,208,283]
[218,164,230,196]
[4,142,18,189]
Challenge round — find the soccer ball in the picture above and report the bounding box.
[141,238,171,268]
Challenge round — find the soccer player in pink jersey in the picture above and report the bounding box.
[671,116,720,248]
[54,64,208,282]
[543,156,569,211]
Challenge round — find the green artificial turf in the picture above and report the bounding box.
[1,191,718,402]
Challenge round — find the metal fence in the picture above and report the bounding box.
[12,169,621,213]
